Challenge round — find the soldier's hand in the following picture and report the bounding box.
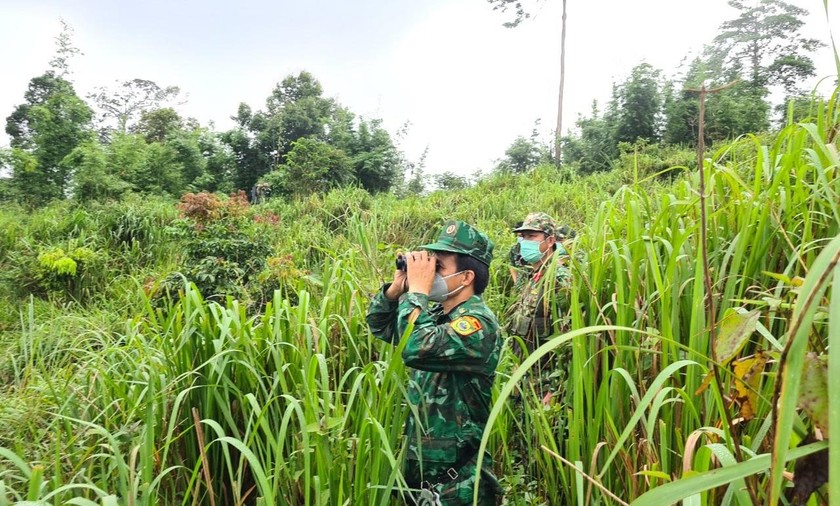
[405,250,436,295]
[384,264,408,300]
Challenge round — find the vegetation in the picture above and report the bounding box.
[560,0,826,174]
[0,2,837,504]
[0,79,837,504]
[1,26,405,207]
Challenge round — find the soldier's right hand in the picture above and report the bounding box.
[384,262,408,300]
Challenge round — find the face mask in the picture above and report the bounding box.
[518,237,546,264]
[428,271,466,302]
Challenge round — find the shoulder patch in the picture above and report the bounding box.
[451,316,482,336]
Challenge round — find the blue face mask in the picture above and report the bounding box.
[428,271,466,302]
[518,237,546,264]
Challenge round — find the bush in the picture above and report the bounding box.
[166,191,274,305]
[615,140,696,181]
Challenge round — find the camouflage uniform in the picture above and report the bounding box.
[366,221,502,505]
[505,213,573,399]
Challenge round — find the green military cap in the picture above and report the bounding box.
[421,220,494,266]
[512,212,557,236]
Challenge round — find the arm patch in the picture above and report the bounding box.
[450,316,482,336]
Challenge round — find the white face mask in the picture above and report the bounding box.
[428,271,466,302]
[517,236,547,264]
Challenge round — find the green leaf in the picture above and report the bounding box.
[635,470,671,482]
[631,441,828,506]
[770,235,840,505]
[828,266,840,506]
[714,309,760,365]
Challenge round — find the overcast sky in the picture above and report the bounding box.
[1,0,837,175]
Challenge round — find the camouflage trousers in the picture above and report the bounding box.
[512,340,572,403]
[401,455,501,505]
[508,342,572,468]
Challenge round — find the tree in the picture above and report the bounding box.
[0,149,37,204]
[133,107,184,143]
[432,171,469,191]
[48,19,82,78]
[704,81,769,141]
[404,147,429,196]
[265,71,334,154]
[223,71,403,195]
[664,55,768,145]
[104,133,185,196]
[561,100,618,173]
[198,130,236,193]
[327,108,402,193]
[488,0,568,166]
[222,72,335,192]
[88,78,182,136]
[663,75,699,146]
[712,0,823,94]
[166,130,208,191]
[496,134,550,173]
[261,137,352,196]
[222,103,269,192]
[614,63,663,144]
[64,141,130,202]
[4,73,93,203]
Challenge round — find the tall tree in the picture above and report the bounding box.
[222,103,270,192]
[4,73,93,203]
[223,71,335,192]
[48,19,82,78]
[133,107,184,143]
[327,108,402,193]
[561,99,618,173]
[665,51,769,146]
[88,79,182,136]
[198,130,236,194]
[268,72,334,151]
[614,63,663,144]
[488,0,568,166]
[712,0,823,94]
[223,71,402,195]
[663,79,698,146]
[404,146,429,196]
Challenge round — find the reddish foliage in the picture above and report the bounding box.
[226,190,250,218]
[178,191,252,228]
[178,192,223,224]
[253,211,281,227]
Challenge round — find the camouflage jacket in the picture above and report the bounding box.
[505,256,571,352]
[366,286,501,487]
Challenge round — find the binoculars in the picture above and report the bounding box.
[395,254,407,272]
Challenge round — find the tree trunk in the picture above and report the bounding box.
[555,0,567,167]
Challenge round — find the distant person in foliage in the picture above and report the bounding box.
[366,220,503,505]
[505,212,574,405]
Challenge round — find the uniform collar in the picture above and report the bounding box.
[440,295,483,321]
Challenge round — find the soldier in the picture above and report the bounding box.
[366,220,502,505]
[505,212,573,404]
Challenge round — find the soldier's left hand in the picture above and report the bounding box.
[405,250,436,295]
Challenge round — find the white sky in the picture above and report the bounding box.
[1,0,837,176]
